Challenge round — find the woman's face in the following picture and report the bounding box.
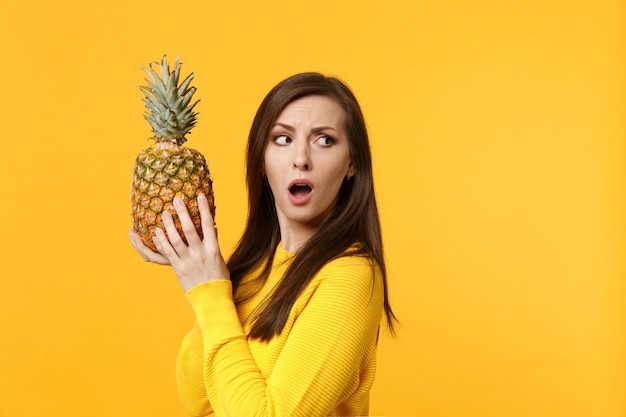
[264,95,353,233]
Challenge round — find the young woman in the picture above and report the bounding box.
[130,72,396,417]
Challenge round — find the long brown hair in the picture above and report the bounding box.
[227,72,397,341]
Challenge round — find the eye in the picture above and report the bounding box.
[317,135,335,147]
[273,134,292,145]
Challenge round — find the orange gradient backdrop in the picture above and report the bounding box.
[0,1,624,416]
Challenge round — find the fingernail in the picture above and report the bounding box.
[174,197,183,207]
[198,193,206,201]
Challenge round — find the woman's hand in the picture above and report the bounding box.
[129,229,171,265]
[129,193,230,292]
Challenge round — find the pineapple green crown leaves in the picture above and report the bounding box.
[140,55,199,145]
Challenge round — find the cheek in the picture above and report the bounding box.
[324,161,351,194]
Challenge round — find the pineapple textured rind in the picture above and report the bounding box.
[131,146,215,251]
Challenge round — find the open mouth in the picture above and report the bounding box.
[289,183,313,197]
[288,180,314,204]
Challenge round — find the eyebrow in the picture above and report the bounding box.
[272,122,338,133]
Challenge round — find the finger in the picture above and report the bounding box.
[161,210,188,256]
[198,193,218,245]
[128,230,170,265]
[173,196,202,247]
[152,227,180,263]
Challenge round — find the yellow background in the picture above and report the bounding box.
[0,0,624,416]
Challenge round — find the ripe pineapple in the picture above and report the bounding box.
[131,55,215,251]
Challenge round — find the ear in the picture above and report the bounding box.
[346,163,355,180]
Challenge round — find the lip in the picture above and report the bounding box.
[287,179,314,205]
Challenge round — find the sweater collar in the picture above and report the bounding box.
[276,242,295,262]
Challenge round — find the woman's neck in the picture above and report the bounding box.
[278,226,315,253]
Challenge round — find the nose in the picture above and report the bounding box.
[293,141,311,171]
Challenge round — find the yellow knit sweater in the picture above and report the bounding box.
[176,244,384,417]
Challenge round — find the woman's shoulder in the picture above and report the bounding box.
[322,252,377,270]
[315,251,382,288]
[293,251,384,317]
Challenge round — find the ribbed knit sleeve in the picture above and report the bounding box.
[179,254,384,417]
[176,322,214,417]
